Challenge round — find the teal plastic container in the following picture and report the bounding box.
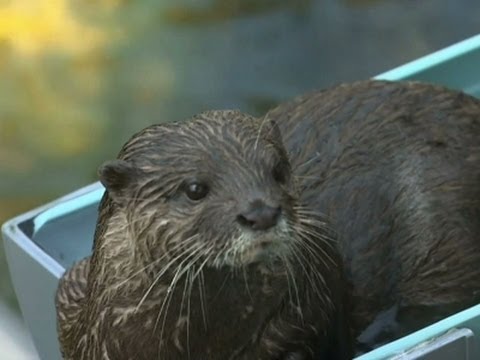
[3,33,480,360]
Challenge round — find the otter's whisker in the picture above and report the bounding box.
[292,239,328,290]
[197,269,208,331]
[293,205,335,226]
[114,236,198,290]
[288,220,336,266]
[157,241,210,353]
[297,224,336,249]
[156,254,186,355]
[298,233,336,273]
[190,244,216,331]
[179,266,192,324]
[297,219,335,238]
[211,244,225,268]
[136,237,201,310]
[186,268,194,360]
[282,251,303,321]
[175,242,209,317]
[287,217,335,253]
[292,206,335,230]
[181,243,215,321]
[191,243,215,280]
[156,244,205,355]
[281,254,300,318]
[289,242,324,305]
[289,243,330,318]
[242,265,253,301]
[295,215,336,239]
[191,252,210,333]
[288,223,328,263]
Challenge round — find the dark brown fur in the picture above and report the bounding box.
[267,80,480,349]
[56,79,480,358]
[56,111,352,359]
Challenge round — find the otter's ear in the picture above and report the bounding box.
[98,160,140,204]
[261,118,283,143]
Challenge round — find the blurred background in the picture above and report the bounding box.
[0,0,479,358]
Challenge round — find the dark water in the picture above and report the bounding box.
[0,0,479,353]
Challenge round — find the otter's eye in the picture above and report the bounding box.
[272,162,288,184]
[185,182,209,201]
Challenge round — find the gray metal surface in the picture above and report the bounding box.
[2,182,102,360]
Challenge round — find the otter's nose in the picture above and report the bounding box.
[237,200,282,231]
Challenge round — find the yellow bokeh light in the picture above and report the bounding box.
[0,0,118,164]
[0,0,110,55]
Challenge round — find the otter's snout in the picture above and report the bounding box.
[237,199,282,231]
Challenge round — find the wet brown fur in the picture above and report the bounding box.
[56,79,480,358]
[267,80,480,349]
[57,111,351,359]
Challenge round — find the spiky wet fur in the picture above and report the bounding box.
[56,79,480,358]
[56,109,351,359]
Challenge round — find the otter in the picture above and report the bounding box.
[56,110,352,359]
[56,79,480,359]
[265,80,480,350]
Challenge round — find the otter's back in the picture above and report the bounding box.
[268,79,480,335]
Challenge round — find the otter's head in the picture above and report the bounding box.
[98,110,302,271]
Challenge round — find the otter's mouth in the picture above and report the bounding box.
[236,220,293,265]
[247,241,283,264]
